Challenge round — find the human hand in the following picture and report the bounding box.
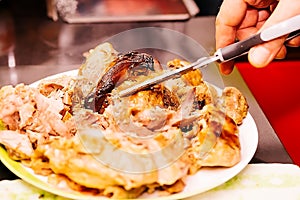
[215,0,300,74]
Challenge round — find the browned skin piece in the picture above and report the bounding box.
[84,52,161,113]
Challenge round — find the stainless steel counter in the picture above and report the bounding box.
[0,11,293,179]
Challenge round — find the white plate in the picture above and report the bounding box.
[0,70,258,200]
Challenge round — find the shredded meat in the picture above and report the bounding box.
[0,130,33,159]
[0,81,75,159]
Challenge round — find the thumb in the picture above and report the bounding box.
[248,0,300,67]
[248,37,286,68]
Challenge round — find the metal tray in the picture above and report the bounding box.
[52,0,199,23]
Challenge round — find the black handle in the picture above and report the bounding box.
[218,33,264,61]
[217,29,300,62]
[286,29,300,41]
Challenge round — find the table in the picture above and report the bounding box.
[0,8,293,180]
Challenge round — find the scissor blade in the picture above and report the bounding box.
[119,56,218,97]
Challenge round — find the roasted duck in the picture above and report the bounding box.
[0,42,249,199]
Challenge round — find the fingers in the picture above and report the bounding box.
[286,36,300,47]
[236,8,270,39]
[275,45,287,59]
[248,0,300,68]
[216,0,248,74]
[219,61,235,75]
[216,0,248,48]
[216,0,300,74]
[215,0,273,74]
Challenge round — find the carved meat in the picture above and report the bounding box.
[86,51,163,113]
[0,43,250,199]
[221,87,249,125]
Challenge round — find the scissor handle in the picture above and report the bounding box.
[216,15,300,62]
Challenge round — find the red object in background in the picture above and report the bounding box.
[236,61,300,166]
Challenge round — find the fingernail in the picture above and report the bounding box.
[249,47,272,68]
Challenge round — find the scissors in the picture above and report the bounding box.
[119,15,300,97]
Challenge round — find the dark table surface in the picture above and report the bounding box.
[0,2,294,180]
